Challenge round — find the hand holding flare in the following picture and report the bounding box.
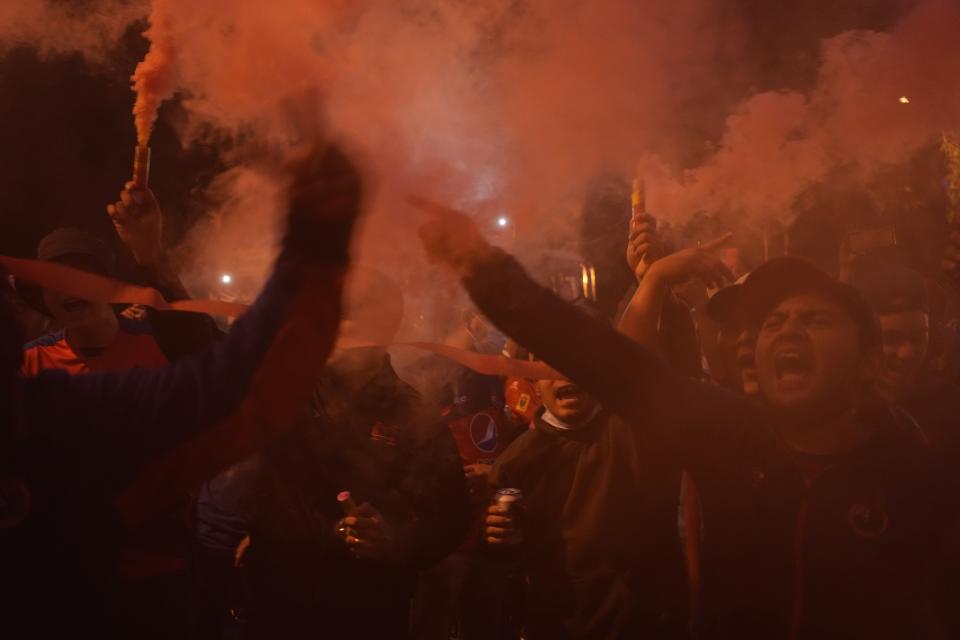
[627,174,662,280]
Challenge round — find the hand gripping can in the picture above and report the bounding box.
[492,488,524,545]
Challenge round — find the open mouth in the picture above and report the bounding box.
[554,383,584,401]
[773,349,813,385]
[61,298,90,313]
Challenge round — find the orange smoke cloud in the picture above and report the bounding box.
[132,0,177,146]
[162,0,747,292]
[647,0,960,228]
[6,1,958,340]
[0,1,146,62]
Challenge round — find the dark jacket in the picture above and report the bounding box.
[142,268,224,362]
[492,409,688,639]
[898,378,960,638]
[459,247,951,640]
[232,354,470,638]
[1,250,345,636]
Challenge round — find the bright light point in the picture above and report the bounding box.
[220,274,233,285]
[497,216,509,228]
[899,96,910,104]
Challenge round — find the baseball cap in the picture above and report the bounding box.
[739,256,880,350]
[13,228,115,316]
[706,273,751,326]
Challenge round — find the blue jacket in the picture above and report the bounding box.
[0,250,345,636]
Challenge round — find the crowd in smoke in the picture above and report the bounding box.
[5,1,960,639]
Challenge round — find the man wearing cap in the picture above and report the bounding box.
[15,187,222,636]
[19,183,217,377]
[0,142,363,637]
[419,209,951,639]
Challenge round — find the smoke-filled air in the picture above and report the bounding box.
[10,3,960,638]
[7,0,960,335]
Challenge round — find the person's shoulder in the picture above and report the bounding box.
[489,427,544,484]
[23,330,66,351]
[21,331,75,376]
[493,427,543,463]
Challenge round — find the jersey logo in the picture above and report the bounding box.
[0,477,32,529]
[469,413,499,453]
[847,495,890,539]
[515,394,531,413]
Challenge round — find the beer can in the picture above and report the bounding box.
[492,488,524,545]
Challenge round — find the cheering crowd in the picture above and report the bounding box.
[3,140,960,640]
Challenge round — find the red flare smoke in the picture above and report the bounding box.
[131,1,177,147]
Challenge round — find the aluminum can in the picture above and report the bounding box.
[491,488,524,545]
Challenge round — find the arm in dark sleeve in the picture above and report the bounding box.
[459,246,751,459]
[28,250,346,485]
[139,261,224,360]
[146,307,224,361]
[393,418,470,568]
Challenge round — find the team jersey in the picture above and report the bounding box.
[446,405,512,466]
[20,316,176,583]
[21,317,169,376]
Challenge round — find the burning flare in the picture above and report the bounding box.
[131,1,177,149]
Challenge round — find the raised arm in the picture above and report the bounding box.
[107,180,222,358]
[27,143,364,489]
[417,202,749,456]
[618,233,733,354]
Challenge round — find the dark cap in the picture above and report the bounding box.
[706,273,751,325]
[36,228,114,274]
[740,257,880,350]
[12,228,115,316]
